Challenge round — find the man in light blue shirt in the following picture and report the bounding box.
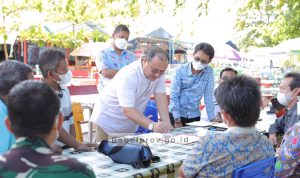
[169,43,216,127]
[95,24,136,91]
[0,60,34,154]
[0,99,14,154]
[213,67,238,119]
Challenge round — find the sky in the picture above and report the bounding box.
[101,0,240,46]
[3,0,240,47]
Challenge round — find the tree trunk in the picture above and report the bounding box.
[3,41,8,60]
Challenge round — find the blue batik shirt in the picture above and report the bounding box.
[96,46,136,90]
[182,127,275,177]
[275,120,300,177]
[0,98,15,154]
[169,62,215,120]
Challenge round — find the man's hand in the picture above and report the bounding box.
[211,117,223,123]
[162,120,173,131]
[269,134,278,146]
[51,144,62,154]
[74,142,97,152]
[174,121,183,128]
[153,122,172,133]
[261,96,273,109]
[287,88,300,109]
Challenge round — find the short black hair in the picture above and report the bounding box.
[146,47,169,62]
[215,75,261,127]
[0,60,33,96]
[220,67,238,79]
[194,43,215,60]
[284,72,300,91]
[7,80,60,137]
[113,24,130,35]
[38,48,65,78]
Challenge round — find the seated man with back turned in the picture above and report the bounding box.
[179,75,274,177]
[0,81,95,178]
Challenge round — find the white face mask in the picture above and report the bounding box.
[277,92,292,106]
[55,70,72,85]
[114,38,128,50]
[192,61,208,71]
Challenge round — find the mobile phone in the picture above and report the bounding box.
[271,98,285,111]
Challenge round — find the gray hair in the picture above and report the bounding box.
[38,48,65,78]
[146,47,169,63]
[0,60,33,96]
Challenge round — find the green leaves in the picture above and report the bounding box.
[3,33,7,41]
[20,25,108,49]
[235,0,300,50]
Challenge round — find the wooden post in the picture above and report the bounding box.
[66,48,70,65]
[24,40,27,64]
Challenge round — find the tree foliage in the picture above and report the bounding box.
[0,0,43,59]
[1,0,170,50]
[20,25,108,48]
[235,0,300,50]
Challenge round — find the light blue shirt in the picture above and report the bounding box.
[96,46,136,90]
[169,62,216,120]
[0,99,15,154]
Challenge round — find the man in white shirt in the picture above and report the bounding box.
[39,48,96,152]
[91,47,173,141]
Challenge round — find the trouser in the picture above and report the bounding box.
[169,112,200,126]
[95,125,108,142]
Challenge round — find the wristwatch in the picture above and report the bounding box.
[148,122,155,131]
[174,118,181,123]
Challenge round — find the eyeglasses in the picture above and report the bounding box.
[194,58,210,64]
[221,76,234,81]
[149,66,166,75]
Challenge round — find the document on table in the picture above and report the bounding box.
[212,122,228,128]
[186,121,213,127]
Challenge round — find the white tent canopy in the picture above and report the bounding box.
[271,37,300,54]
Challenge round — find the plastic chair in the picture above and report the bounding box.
[232,157,277,178]
[72,102,85,142]
[135,100,158,134]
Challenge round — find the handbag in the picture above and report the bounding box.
[98,137,160,169]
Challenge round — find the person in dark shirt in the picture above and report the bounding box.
[0,81,95,178]
[269,72,300,146]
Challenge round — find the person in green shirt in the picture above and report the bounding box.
[0,80,96,178]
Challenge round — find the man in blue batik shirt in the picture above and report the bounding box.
[95,24,136,91]
[169,42,216,127]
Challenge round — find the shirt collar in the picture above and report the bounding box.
[108,46,127,54]
[12,137,52,154]
[226,126,258,134]
[55,86,64,98]
[138,59,148,80]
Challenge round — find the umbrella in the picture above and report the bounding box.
[70,42,109,57]
[214,44,241,61]
[271,37,300,55]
